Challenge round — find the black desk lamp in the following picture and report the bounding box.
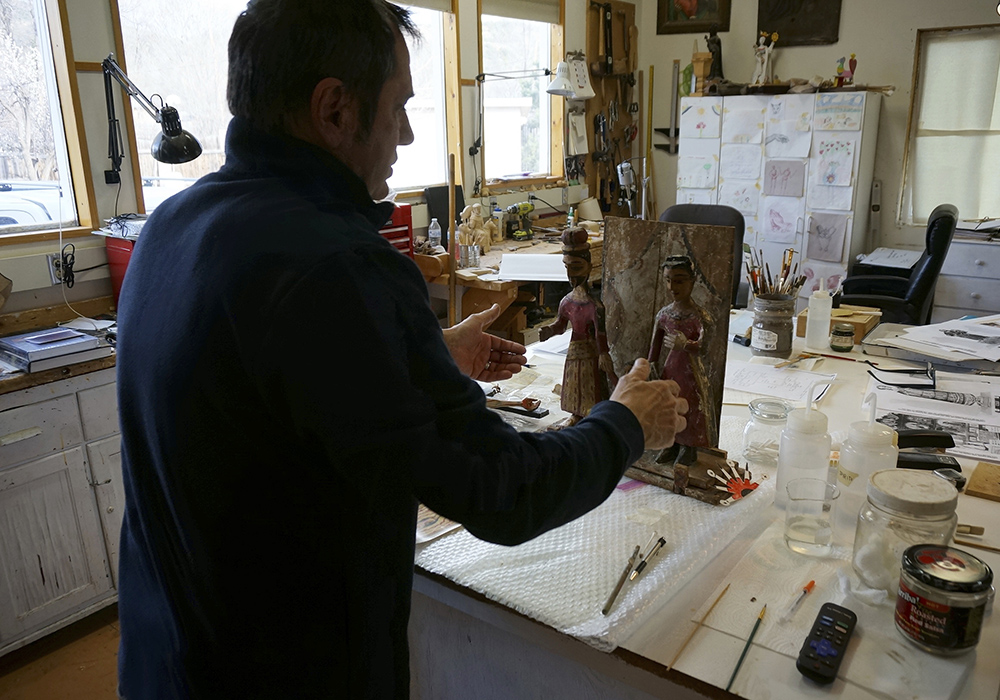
[102,53,202,184]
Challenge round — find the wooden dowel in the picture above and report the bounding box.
[447,153,457,327]
[666,583,730,671]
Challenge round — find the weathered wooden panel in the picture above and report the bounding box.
[0,447,111,642]
[86,435,124,587]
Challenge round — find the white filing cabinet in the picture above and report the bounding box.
[0,366,122,656]
[932,239,1000,322]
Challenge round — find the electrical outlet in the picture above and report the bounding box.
[46,253,63,285]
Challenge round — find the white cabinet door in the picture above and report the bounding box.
[86,435,124,586]
[0,394,83,468]
[0,447,112,643]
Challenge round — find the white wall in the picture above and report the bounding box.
[636,0,1000,251]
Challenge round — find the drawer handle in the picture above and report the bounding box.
[0,427,42,446]
[971,293,982,300]
[975,259,986,266]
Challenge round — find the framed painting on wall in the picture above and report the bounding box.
[757,0,842,46]
[657,0,731,35]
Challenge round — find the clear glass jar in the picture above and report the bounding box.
[742,398,792,468]
[751,294,795,359]
[852,469,958,593]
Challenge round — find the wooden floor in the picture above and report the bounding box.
[0,605,120,699]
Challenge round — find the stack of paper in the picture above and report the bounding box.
[868,314,1000,363]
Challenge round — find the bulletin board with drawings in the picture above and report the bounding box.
[582,0,639,218]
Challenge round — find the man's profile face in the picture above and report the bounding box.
[342,31,415,200]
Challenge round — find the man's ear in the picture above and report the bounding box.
[310,77,358,150]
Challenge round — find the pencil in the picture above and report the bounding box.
[666,583,730,671]
[726,604,766,693]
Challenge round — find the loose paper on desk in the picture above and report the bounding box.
[498,254,568,282]
[859,247,922,269]
[899,314,1000,362]
[869,372,1000,462]
[724,361,834,403]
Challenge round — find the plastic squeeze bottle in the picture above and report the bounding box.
[837,392,898,528]
[805,276,833,350]
[428,218,442,248]
[775,382,832,508]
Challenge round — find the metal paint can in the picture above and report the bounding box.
[895,544,993,655]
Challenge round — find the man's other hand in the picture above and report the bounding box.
[443,303,527,382]
[610,358,688,450]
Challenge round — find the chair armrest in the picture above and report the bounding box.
[841,275,909,297]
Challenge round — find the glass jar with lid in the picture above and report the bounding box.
[742,398,793,468]
[750,294,795,359]
[852,469,958,593]
[830,322,856,352]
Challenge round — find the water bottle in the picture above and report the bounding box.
[428,218,441,248]
[838,392,898,530]
[775,382,831,508]
[805,276,832,350]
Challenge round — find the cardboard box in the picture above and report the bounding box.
[795,304,880,345]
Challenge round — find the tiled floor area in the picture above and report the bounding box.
[0,605,120,699]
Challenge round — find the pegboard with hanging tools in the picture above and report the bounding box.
[585,0,638,217]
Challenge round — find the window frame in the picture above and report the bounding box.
[897,23,1000,226]
[0,0,98,246]
[475,2,565,196]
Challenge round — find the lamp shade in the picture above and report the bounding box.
[152,105,202,164]
[546,61,575,98]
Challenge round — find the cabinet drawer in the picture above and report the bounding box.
[78,382,118,441]
[934,275,1000,314]
[0,395,83,468]
[940,242,1000,279]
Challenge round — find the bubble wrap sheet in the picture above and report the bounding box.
[415,416,769,652]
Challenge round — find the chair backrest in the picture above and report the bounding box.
[905,203,958,324]
[659,203,746,306]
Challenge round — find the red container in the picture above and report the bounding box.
[105,237,134,307]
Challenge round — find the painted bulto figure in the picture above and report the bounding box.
[539,227,618,424]
[648,256,717,465]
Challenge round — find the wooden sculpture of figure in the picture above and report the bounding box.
[539,227,617,424]
[706,26,723,81]
[648,256,717,472]
[458,202,495,254]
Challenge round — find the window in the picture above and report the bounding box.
[0,0,78,235]
[480,15,553,181]
[899,25,1000,225]
[388,5,449,192]
[118,0,244,212]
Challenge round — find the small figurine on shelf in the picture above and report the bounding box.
[750,31,778,86]
[835,54,857,87]
[647,255,717,471]
[539,227,618,425]
[706,26,724,81]
[846,53,857,84]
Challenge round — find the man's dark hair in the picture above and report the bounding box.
[227,0,417,137]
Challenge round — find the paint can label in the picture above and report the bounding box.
[895,580,985,652]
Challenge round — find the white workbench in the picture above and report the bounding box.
[409,330,999,700]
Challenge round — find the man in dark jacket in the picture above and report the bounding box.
[115,1,687,697]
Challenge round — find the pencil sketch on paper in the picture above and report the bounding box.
[807,213,848,262]
[763,159,805,196]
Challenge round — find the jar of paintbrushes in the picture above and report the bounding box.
[746,247,805,359]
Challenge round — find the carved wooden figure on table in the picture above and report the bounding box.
[539,227,617,424]
[706,26,723,81]
[648,256,717,492]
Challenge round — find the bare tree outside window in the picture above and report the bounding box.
[0,0,76,233]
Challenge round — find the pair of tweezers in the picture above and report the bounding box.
[602,545,640,615]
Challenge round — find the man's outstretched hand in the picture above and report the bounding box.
[443,303,527,382]
[610,358,688,450]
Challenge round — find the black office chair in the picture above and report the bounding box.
[839,203,958,325]
[659,203,747,307]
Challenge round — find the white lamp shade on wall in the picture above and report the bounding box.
[545,61,575,97]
